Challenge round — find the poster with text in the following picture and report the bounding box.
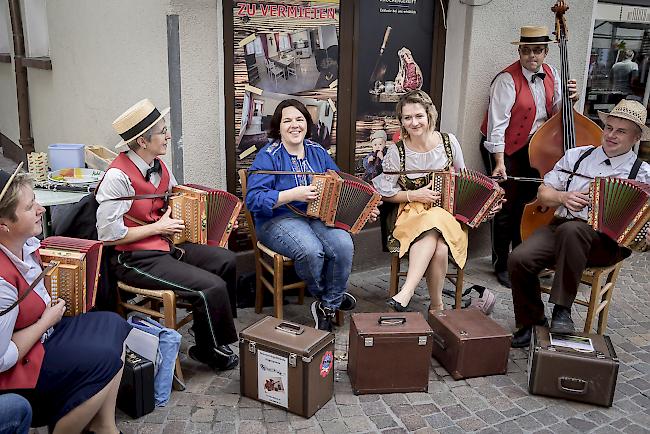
[353,0,435,182]
[230,0,341,250]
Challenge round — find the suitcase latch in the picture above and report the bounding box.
[289,353,297,367]
[418,336,428,346]
[364,337,374,347]
[248,342,256,354]
[459,330,468,337]
[596,351,605,359]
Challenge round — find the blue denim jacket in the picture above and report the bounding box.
[245,139,339,230]
[128,315,181,407]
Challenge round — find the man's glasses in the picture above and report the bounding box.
[151,127,168,136]
[519,46,546,55]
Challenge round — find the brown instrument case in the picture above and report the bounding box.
[427,307,511,380]
[528,326,618,407]
[239,316,335,418]
[348,312,433,394]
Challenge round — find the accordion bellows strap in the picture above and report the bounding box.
[588,177,650,251]
[39,237,103,316]
[306,170,381,234]
[432,168,504,228]
[169,184,242,247]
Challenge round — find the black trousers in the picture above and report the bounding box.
[111,243,238,350]
[480,138,539,273]
[508,218,629,327]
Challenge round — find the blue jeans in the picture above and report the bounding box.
[259,215,354,309]
[0,393,32,434]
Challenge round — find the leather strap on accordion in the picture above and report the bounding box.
[0,262,57,317]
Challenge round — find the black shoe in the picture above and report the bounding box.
[386,298,412,312]
[496,271,511,288]
[311,301,334,332]
[511,318,548,348]
[339,292,357,311]
[188,345,239,371]
[550,305,575,334]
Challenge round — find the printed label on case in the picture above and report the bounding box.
[320,351,333,378]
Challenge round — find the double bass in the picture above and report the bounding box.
[520,0,603,241]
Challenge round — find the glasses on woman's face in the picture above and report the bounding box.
[519,46,546,56]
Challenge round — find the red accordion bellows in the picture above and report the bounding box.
[433,168,504,228]
[185,184,243,247]
[307,170,381,234]
[588,177,650,250]
[39,237,103,316]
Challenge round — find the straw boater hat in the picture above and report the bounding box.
[113,99,170,152]
[598,99,650,141]
[0,162,24,204]
[511,26,552,45]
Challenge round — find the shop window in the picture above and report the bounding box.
[22,0,49,58]
[584,3,650,129]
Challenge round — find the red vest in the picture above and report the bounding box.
[0,250,46,390]
[481,61,555,155]
[109,153,171,252]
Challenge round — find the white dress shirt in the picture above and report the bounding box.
[373,133,466,197]
[95,151,177,242]
[484,63,562,154]
[544,146,650,221]
[0,237,52,372]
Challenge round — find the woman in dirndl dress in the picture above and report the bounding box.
[373,90,469,312]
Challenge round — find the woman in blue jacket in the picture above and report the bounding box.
[246,99,377,331]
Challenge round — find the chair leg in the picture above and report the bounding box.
[334,310,344,326]
[454,267,464,310]
[161,292,177,330]
[597,265,621,334]
[298,285,305,305]
[583,270,602,334]
[389,255,400,298]
[273,255,284,319]
[254,258,264,314]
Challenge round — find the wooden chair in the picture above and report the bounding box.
[238,169,306,320]
[539,261,623,334]
[389,254,466,309]
[117,281,193,390]
[265,58,285,86]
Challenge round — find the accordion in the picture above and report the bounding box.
[306,170,381,234]
[588,177,650,250]
[431,168,504,228]
[169,184,242,246]
[39,237,103,316]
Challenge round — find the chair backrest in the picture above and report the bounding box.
[238,169,260,247]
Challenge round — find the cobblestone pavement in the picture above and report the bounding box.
[114,252,650,434]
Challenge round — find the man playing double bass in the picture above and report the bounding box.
[508,99,650,348]
[480,26,579,288]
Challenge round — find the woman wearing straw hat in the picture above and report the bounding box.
[95,99,239,371]
[0,163,131,433]
[479,25,580,289]
[508,99,650,348]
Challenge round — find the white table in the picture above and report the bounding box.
[35,189,89,237]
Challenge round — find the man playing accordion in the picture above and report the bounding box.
[509,99,650,348]
[96,99,239,371]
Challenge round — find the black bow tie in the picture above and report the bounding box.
[603,159,611,166]
[145,159,161,181]
[531,72,546,83]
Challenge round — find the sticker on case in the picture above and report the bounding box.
[320,351,333,378]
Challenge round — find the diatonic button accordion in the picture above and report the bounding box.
[588,177,650,251]
[169,184,242,247]
[306,170,381,234]
[431,168,504,228]
[39,237,103,316]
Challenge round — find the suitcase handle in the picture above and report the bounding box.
[558,377,588,395]
[431,331,447,350]
[275,322,305,335]
[377,316,406,325]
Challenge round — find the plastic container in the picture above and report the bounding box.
[48,144,85,171]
